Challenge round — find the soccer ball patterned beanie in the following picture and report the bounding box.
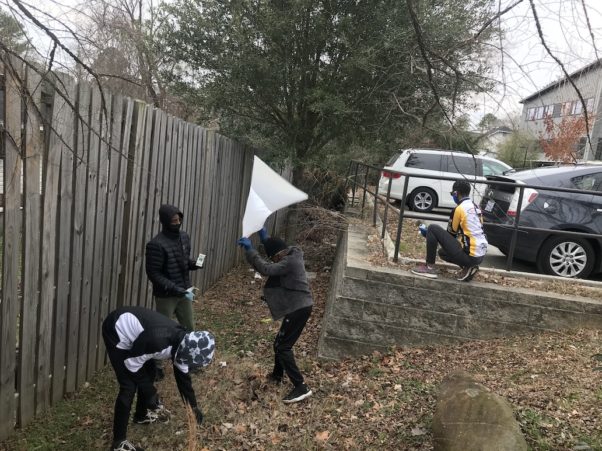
[175,331,215,370]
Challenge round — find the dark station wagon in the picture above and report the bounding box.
[480,165,602,278]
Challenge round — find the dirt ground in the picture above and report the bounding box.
[1,208,601,450]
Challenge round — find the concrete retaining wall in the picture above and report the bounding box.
[318,222,602,360]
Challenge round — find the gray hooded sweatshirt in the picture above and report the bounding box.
[244,246,313,320]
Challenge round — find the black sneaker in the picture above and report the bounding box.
[112,439,144,451]
[283,384,312,403]
[457,266,479,282]
[133,406,170,425]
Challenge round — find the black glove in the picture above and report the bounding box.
[193,407,203,425]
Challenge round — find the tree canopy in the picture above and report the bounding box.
[158,0,497,170]
[0,9,29,55]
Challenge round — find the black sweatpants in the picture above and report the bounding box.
[102,320,159,443]
[426,224,483,268]
[273,306,312,387]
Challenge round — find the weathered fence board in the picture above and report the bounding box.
[143,109,164,307]
[81,87,101,382]
[1,58,23,437]
[133,105,153,309]
[122,101,146,307]
[37,73,65,414]
[107,96,127,313]
[97,94,124,369]
[114,98,135,310]
[19,66,43,424]
[189,126,203,289]
[68,82,90,392]
[51,74,77,403]
[89,93,112,372]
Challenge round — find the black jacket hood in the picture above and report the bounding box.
[159,204,183,228]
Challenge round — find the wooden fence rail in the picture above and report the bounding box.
[0,58,278,439]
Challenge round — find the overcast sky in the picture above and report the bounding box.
[476,0,602,125]
[5,0,602,128]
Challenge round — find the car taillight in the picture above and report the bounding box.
[507,188,538,217]
[381,171,402,179]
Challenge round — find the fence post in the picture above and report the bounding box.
[393,176,410,262]
[505,186,525,271]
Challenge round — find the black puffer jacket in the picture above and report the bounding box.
[145,204,199,298]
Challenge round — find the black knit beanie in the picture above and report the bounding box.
[263,237,288,258]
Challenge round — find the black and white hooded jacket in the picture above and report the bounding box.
[103,306,201,407]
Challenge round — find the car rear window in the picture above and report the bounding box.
[571,172,602,191]
[482,159,511,176]
[405,153,441,171]
[445,155,478,176]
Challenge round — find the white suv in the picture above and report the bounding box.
[378,148,513,212]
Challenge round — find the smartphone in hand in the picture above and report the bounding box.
[196,253,206,268]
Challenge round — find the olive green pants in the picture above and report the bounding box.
[154,295,195,331]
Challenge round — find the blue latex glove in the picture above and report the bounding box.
[237,237,252,250]
[258,227,269,243]
[184,291,194,302]
[418,224,427,238]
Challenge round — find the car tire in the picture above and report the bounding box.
[537,235,595,278]
[409,187,437,213]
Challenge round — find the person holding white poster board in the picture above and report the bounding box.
[237,228,313,403]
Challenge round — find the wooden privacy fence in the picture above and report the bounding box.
[0,58,279,439]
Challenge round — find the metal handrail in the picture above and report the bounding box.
[345,160,602,274]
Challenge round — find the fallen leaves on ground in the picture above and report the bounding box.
[133,209,601,451]
[2,207,600,451]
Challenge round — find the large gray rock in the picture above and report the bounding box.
[432,371,527,451]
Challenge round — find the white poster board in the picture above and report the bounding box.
[242,156,308,237]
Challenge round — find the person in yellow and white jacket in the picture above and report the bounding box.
[412,180,488,281]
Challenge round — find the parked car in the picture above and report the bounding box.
[378,148,513,212]
[480,165,602,278]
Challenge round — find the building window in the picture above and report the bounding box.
[527,108,536,121]
[586,98,595,113]
[572,100,584,115]
[535,106,545,120]
[562,101,573,116]
[552,103,562,117]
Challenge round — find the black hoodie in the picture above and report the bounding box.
[145,204,198,297]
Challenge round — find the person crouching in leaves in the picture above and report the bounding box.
[237,228,313,403]
[102,306,215,451]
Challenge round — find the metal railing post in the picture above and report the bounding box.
[382,177,393,239]
[343,160,353,201]
[505,186,524,271]
[351,161,359,207]
[361,164,369,214]
[393,176,410,262]
[372,176,380,227]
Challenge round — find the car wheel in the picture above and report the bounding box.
[537,235,595,278]
[409,188,437,213]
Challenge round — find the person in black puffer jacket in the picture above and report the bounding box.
[145,204,202,332]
